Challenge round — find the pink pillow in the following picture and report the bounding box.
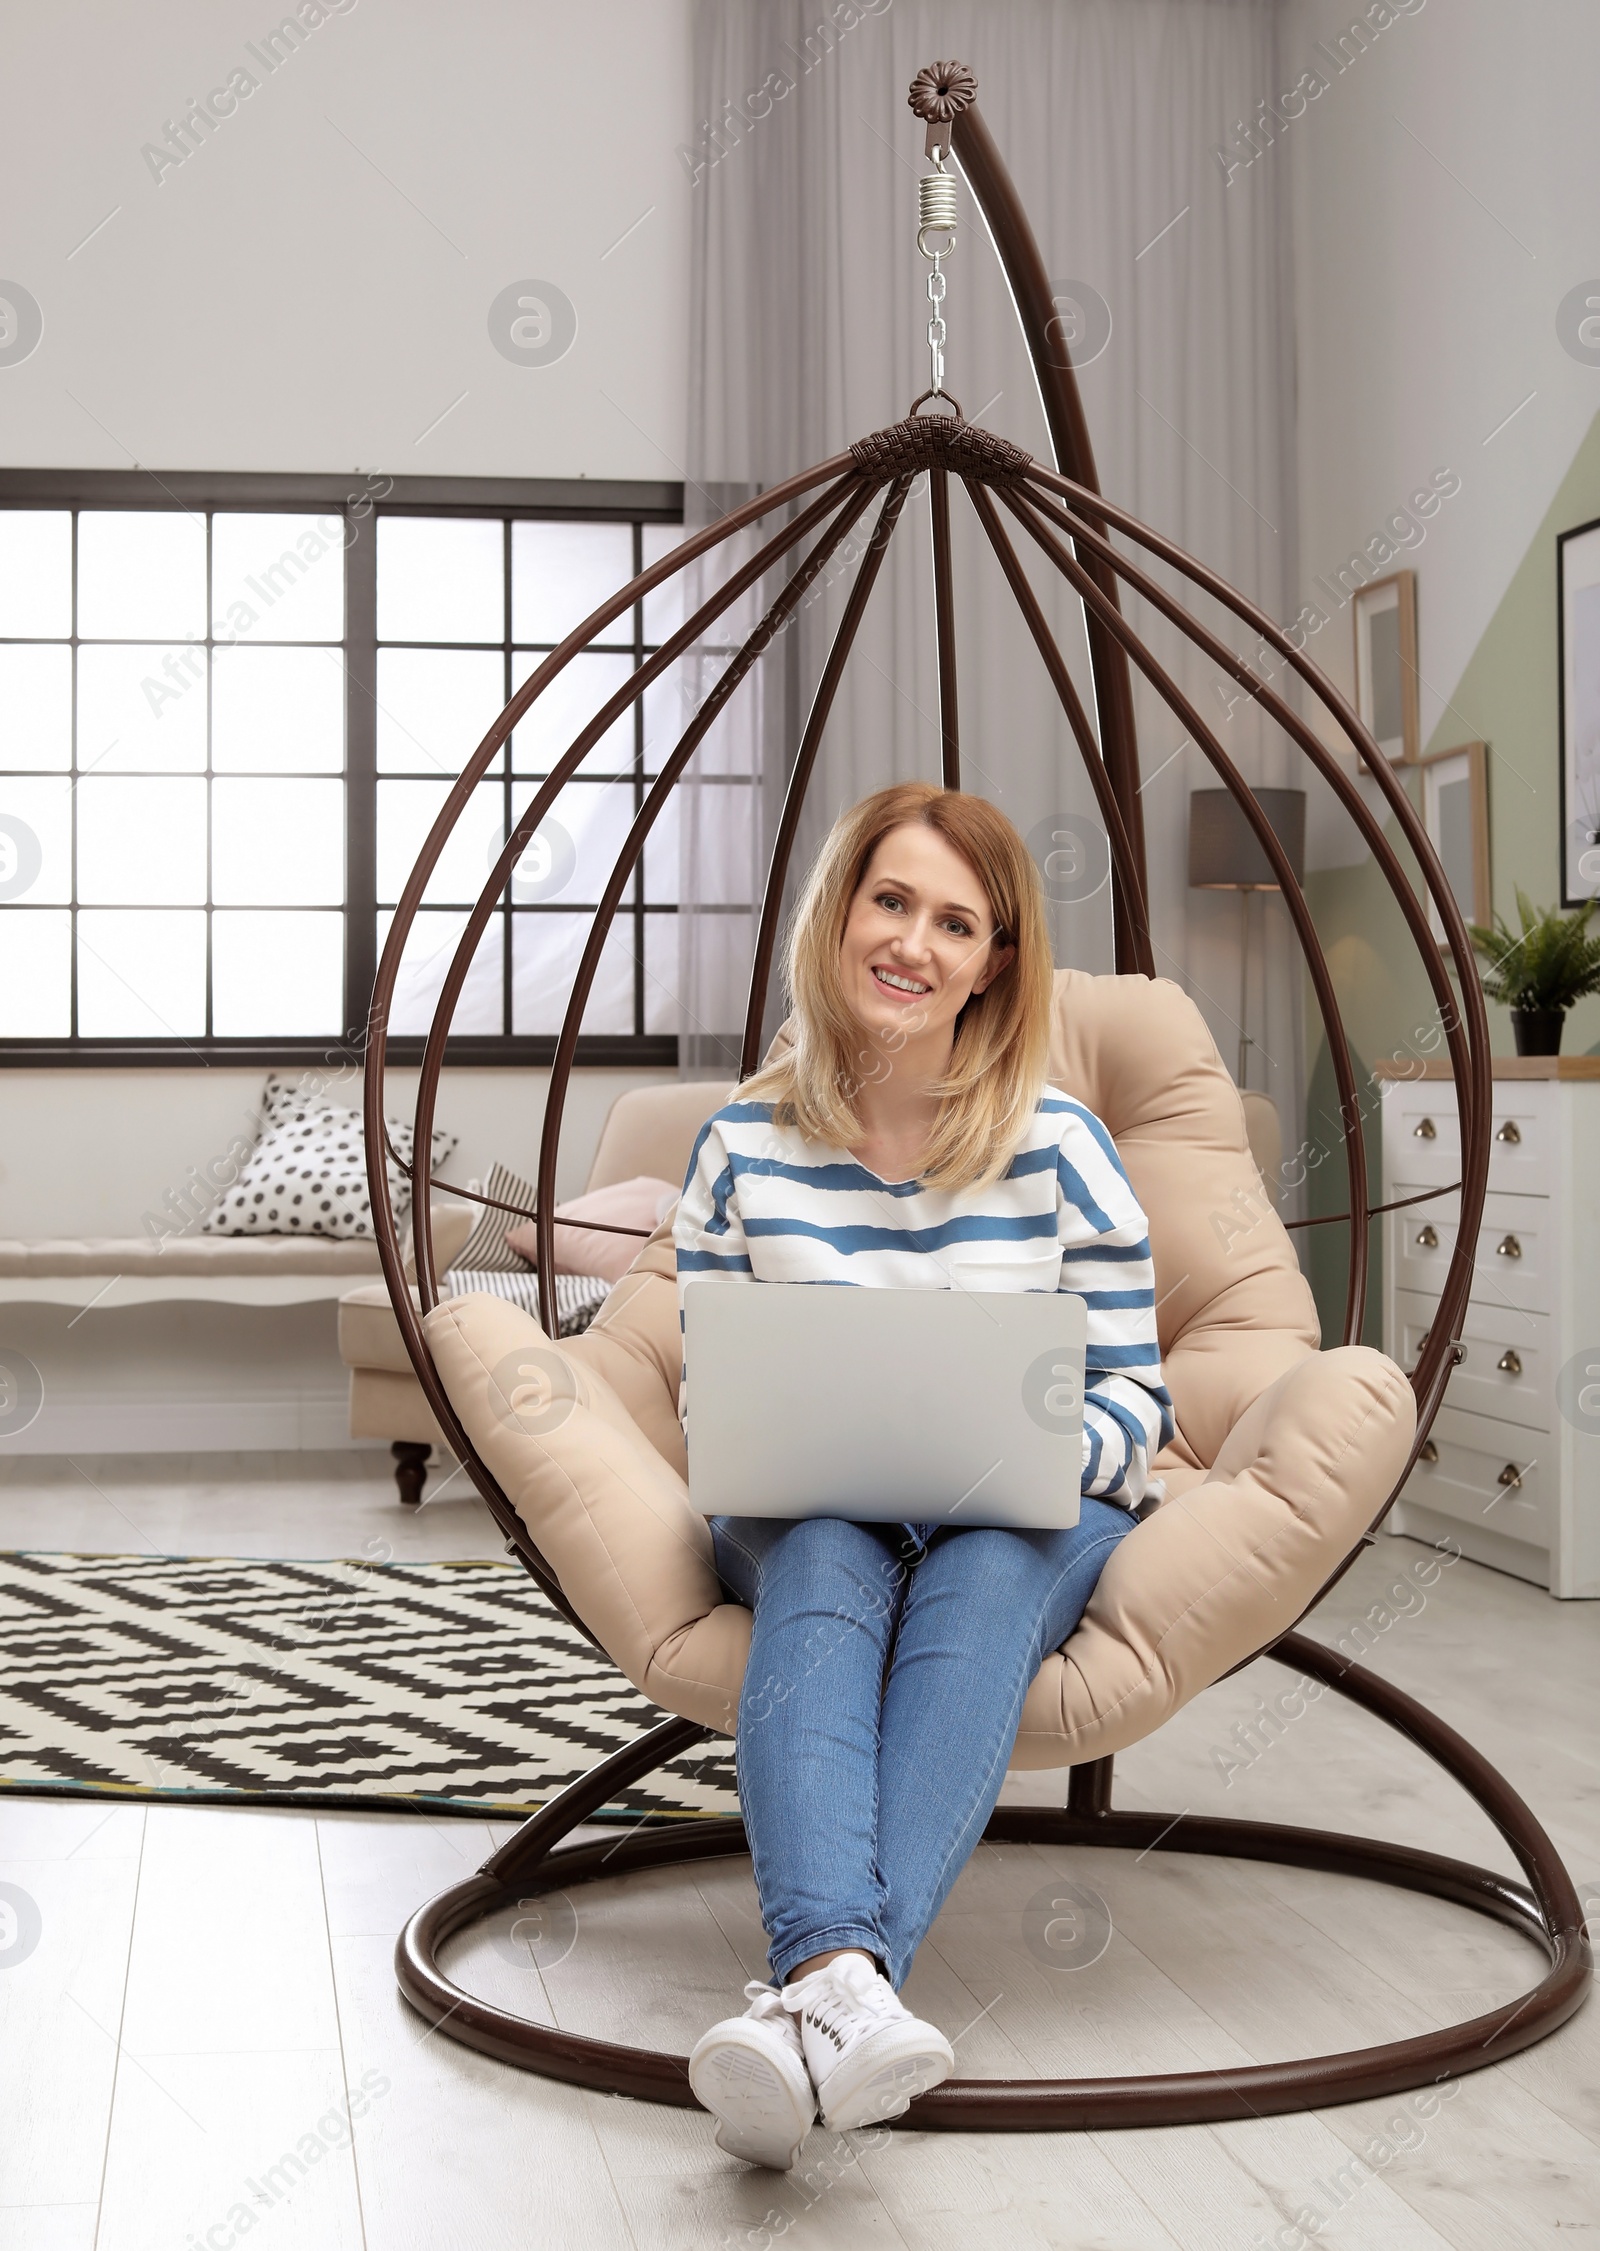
[505,1175,677,1284]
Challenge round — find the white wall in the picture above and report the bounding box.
[1,0,692,479]
[0,1,698,1250]
[1280,0,1600,863]
[0,1066,677,1240]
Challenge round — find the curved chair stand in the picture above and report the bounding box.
[396,1633,1589,2128]
[370,60,1590,2127]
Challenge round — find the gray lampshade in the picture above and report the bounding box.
[1187,787,1306,890]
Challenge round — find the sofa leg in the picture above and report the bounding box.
[391,1441,430,1507]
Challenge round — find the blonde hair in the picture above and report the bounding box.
[741,783,1054,1192]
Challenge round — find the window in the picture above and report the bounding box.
[375,510,689,1046]
[0,472,683,1063]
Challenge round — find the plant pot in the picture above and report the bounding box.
[1510,1007,1565,1056]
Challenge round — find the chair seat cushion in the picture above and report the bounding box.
[426,1290,747,1733]
[339,1282,424,1375]
[1014,1344,1414,1760]
[418,968,1415,1766]
[423,1290,1414,1763]
[3,1234,383,1279]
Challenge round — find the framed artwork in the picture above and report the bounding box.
[1352,569,1420,765]
[1417,741,1490,941]
[1558,514,1600,904]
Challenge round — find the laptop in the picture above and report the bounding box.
[683,1281,1086,1530]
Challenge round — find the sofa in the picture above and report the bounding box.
[337,1080,734,1502]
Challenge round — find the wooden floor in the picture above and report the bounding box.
[0,1449,1596,2249]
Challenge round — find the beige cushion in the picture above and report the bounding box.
[426,1287,743,1731]
[586,1081,732,1193]
[340,1282,424,1375]
[337,1197,478,1378]
[0,1234,383,1278]
[0,1197,472,1283]
[565,1232,690,1472]
[421,969,1415,1764]
[1012,1344,1412,1762]
[348,1365,452,1448]
[404,1200,475,1280]
[1045,970,1320,1471]
[1240,1089,1282,1189]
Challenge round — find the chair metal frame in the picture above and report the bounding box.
[367,63,1590,2128]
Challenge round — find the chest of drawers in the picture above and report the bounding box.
[1378,1060,1600,1598]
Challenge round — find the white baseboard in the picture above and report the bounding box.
[1384,1500,1553,1592]
[0,1395,360,1455]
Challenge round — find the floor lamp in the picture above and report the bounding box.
[1187,787,1307,1090]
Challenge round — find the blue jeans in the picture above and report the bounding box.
[711,1504,1135,1990]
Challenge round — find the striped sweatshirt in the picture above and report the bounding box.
[674,1090,1174,1516]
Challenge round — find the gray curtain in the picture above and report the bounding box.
[678,0,1304,1180]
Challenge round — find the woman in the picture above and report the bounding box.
[675,783,1172,2170]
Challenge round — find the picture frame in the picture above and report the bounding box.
[1418,740,1490,942]
[1557,513,1600,905]
[1352,568,1420,765]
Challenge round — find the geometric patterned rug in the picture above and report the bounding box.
[0,1552,740,1822]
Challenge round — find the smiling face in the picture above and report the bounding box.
[838,821,1015,1050]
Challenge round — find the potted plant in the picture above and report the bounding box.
[1467,888,1600,1055]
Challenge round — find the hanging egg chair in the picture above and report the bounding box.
[366,64,1589,2128]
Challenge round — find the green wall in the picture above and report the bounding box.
[1303,409,1600,1343]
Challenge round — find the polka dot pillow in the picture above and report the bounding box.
[201,1075,457,1241]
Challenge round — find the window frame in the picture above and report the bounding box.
[0,467,684,1068]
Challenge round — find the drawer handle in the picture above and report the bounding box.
[1419,1439,1439,1464]
[1415,1224,1439,1249]
[1494,1120,1522,1145]
[1413,1118,1437,1140]
[1495,1234,1522,1260]
[1497,1462,1524,1490]
[1497,1348,1523,1376]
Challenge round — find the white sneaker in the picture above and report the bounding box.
[689,1981,816,2170]
[782,1953,954,2131]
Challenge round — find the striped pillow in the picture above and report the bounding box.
[444,1267,610,1338]
[454,1164,538,1272]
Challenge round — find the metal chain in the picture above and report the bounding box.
[917,154,957,398]
[926,260,948,395]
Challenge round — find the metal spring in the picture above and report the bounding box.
[917,168,958,257]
